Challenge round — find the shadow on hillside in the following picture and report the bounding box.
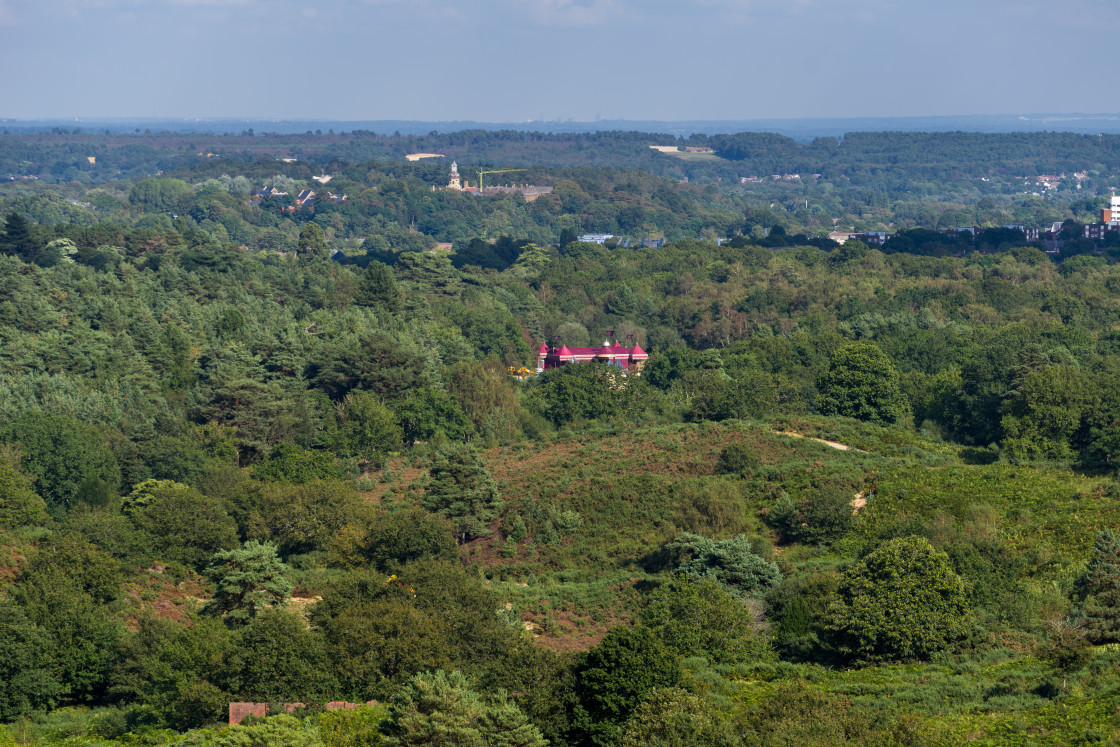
[959,446,999,465]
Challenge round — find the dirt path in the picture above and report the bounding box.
[772,431,854,451]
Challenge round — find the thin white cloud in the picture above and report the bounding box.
[691,0,890,22]
[512,0,617,27]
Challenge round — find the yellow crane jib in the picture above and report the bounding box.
[477,168,526,192]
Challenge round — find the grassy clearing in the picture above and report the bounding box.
[458,419,958,648]
[865,465,1117,563]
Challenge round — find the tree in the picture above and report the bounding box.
[127,480,240,570]
[332,392,404,459]
[318,704,389,747]
[108,615,236,730]
[1000,364,1087,462]
[0,411,120,516]
[1035,620,1092,692]
[715,442,760,478]
[816,341,907,425]
[298,222,331,262]
[349,508,458,571]
[354,261,404,311]
[313,332,430,402]
[0,213,40,260]
[621,688,739,747]
[1079,529,1120,643]
[527,363,617,427]
[422,444,503,543]
[326,598,455,699]
[454,306,530,363]
[383,670,546,747]
[176,713,323,747]
[828,535,970,661]
[12,570,121,705]
[682,368,776,422]
[398,388,475,445]
[129,177,194,214]
[640,577,768,665]
[21,533,123,604]
[228,609,338,701]
[314,560,520,691]
[0,450,50,528]
[0,601,61,721]
[572,627,682,747]
[252,442,343,484]
[664,533,780,597]
[235,479,370,557]
[644,348,702,391]
[447,360,522,444]
[203,541,293,624]
[191,343,293,461]
[769,483,854,545]
[37,237,78,266]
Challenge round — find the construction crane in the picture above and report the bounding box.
[477,168,525,192]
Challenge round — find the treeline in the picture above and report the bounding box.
[7,128,1120,197]
[2,150,1113,262]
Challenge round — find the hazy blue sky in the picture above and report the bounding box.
[2,0,1117,121]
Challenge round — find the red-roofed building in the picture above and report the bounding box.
[536,336,649,375]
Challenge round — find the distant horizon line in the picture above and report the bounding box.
[5,113,1120,141]
[4,112,1120,124]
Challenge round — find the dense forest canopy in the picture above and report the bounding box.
[1,130,1120,745]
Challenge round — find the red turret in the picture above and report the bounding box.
[558,344,573,359]
[629,342,647,359]
[538,343,550,355]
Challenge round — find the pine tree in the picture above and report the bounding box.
[297,222,331,263]
[422,443,503,543]
[384,670,546,747]
[354,261,404,311]
[0,213,39,261]
[1081,529,1120,643]
[203,540,292,624]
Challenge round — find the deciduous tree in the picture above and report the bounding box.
[828,535,970,661]
[816,341,907,425]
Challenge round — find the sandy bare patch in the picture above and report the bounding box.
[406,153,446,161]
[851,491,867,514]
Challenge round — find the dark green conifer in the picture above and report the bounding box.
[1081,529,1120,643]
